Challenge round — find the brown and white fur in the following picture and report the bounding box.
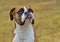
[9,5,38,42]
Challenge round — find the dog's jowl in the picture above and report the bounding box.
[9,5,38,42]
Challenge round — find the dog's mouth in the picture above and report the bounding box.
[18,17,32,26]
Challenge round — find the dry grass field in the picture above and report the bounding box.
[0,0,60,42]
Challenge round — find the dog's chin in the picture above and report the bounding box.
[17,21,25,26]
[26,19,32,23]
[25,18,32,24]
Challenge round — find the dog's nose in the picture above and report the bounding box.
[25,12,32,19]
[27,14,32,19]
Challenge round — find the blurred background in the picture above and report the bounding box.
[0,0,60,42]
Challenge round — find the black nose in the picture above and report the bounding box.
[27,14,32,19]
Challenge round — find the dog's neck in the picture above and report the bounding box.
[15,22,32,29]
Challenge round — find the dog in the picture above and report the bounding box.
[9,5,38,42]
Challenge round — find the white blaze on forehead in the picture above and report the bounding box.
[21,7,27,22]
[23,6,27,12]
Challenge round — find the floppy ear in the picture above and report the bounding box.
[9,8,15,21]
[32,19,34,24]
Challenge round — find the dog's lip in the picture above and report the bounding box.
[26,17,32,20]
[26,18,32,22]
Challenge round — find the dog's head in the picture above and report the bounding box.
[9,5,34,26]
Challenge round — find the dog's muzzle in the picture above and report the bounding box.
[25,12,32,20]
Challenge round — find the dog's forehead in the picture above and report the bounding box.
[15,6,31,12]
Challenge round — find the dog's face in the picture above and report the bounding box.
[10,6,34,26]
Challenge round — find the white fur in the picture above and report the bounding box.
[21,13,26,22]
[24,6,28,12]
[12,23,34,42]
[29,12,34,19]
[21,7,27,22]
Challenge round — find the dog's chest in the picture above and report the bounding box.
[14,24,34,40]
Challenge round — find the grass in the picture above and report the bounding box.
[0,0,60,42]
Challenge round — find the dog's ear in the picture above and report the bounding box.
[32,19,34,24]
[9,8,15,21]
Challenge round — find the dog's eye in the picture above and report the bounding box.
[17,8,24,15]
[28,8,33,13]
